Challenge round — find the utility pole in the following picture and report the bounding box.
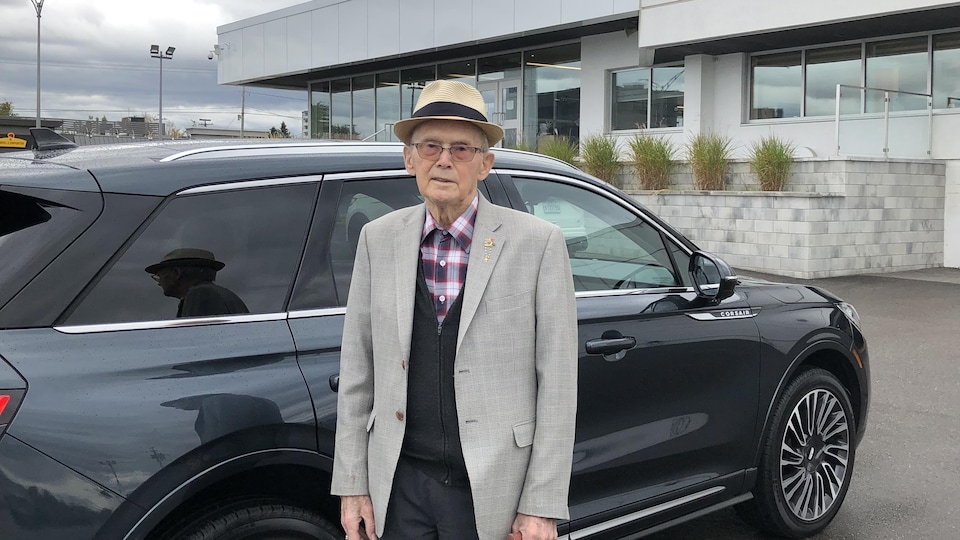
[150,45,175,140]
[31,0,44,128]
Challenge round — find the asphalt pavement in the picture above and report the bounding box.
[645,267,960,540]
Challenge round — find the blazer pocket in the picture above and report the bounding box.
[366,412,376,433]
[513,419,536,448]
[485,289,533,314]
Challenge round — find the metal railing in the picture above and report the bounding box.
[834,84,933,159]
[361,123,395,142]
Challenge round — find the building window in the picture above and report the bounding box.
[750,52,802,119]
[310,81,330,138]
[611,66,684,131]
[352,75,376,141]
[330,78,353,139]
[866,36,929,112]
[805,45,862,117]
[933,32,960,109]
[523,43,581,148]
[401,66,436,120]
[375,71,401,142]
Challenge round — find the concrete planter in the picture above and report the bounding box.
[622,159,945,279]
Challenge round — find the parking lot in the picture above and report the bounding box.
[648,268,960,539]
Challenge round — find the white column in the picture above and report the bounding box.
[944,160,960,268]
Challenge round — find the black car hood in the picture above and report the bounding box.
[737,275,838,305]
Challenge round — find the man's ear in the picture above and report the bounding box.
[402,145,416,175]
[478,151,495,181]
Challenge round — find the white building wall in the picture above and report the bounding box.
[639,0,960,48]
[217,0,640,84]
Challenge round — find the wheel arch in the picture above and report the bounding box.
[124,449,337,540]
[753,340,862,466]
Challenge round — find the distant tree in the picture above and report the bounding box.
[167,126,185,139]
[279,121,291,138]
[269,126,282,138]
[0,101,15,116]
[102,115,108,122]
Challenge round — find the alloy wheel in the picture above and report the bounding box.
[779,388,850,522]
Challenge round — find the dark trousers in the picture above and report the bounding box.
[382,457,480,540]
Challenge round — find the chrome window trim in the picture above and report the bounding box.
[288,307,346,319]
[494,169,694,257]
[575,286,695,299]
[563,486,725,539]
[54,313,285,334]
[178,175,324,195]
[323,170,411,181]
[160,142,403,162]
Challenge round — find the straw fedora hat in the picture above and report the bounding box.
[393,80,504,146]
[145,248,225,274]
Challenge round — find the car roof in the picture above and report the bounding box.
[0,139,589,196]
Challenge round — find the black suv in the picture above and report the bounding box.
[0,133,869,539]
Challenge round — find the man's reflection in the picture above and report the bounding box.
[161,394,282,445]
[145,248,249,318]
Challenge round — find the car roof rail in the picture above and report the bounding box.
[30,128,78,157]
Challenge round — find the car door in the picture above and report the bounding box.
[502,173,761,531]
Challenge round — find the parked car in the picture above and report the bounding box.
[0,131,869,539]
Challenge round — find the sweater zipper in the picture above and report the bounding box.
[437,320,451,484]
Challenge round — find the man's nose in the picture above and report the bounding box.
[435,147,455,165]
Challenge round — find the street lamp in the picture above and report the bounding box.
[31,0,44,128]
[150,45,175,140]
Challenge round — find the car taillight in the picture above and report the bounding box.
[0,390,26,437]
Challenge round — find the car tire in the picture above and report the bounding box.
[176,499,342,540]
[736,367,856,538]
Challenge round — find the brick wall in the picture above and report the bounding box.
[624,159,945,279]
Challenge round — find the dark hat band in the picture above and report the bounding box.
[412,101,488,123]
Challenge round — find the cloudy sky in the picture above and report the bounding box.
[1,0,308,134]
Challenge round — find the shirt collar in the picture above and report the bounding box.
[421,194,479,252]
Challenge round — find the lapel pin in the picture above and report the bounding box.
[483,237,494,248]
[483,237,494,262]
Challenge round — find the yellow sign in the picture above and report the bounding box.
[0,132,27,148]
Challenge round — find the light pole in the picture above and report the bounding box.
[31,0,44,128]
[150,45,175,140]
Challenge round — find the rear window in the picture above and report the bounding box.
[0,187,101,310]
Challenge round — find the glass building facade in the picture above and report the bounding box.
[308,43,580,147]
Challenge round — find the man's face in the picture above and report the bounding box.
[153,267,180,298]
[403,120,495,216]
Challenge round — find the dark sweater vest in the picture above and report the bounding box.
[399,261,469,486]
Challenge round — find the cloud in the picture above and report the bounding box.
[0,0,306,133]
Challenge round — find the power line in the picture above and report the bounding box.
[0,57,216,73]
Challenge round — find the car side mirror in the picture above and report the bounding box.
[689,251,738,304]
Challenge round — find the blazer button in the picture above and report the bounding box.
[396,411,404,421]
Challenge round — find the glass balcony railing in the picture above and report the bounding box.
[834,84,933,159]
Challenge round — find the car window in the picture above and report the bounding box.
[329,177,423,306]
[513,176,682,292]
[0,187,101,310]
[64,183,317,325]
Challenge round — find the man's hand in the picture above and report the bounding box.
[341,495,377,540]
[511,513,557,540]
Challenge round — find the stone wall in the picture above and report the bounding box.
[623,159,945,279]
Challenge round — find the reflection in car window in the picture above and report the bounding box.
[328,178,423,306]
[65,184,316,325]
[513,177,681,292]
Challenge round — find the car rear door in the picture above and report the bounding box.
[498,171,762,534]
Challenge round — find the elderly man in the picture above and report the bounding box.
[332,80,577,540]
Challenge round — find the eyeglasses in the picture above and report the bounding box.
[411,142,483,162]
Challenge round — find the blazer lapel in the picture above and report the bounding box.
[396,205,425,364]
[457,195,503,354]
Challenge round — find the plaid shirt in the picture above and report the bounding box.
[420,195,478,323]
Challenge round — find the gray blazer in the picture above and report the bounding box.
[331,194,578,539]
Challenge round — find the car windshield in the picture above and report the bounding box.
[0,188,99,311]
